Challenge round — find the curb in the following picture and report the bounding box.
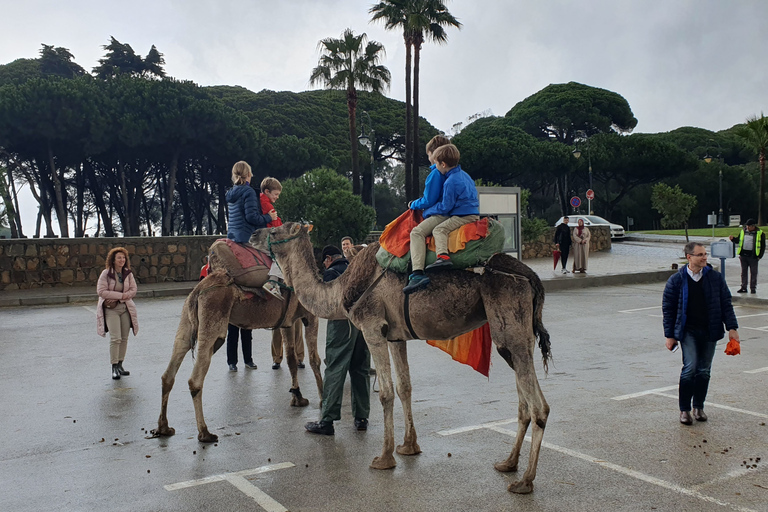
[0,285,195,308]
[542,270,676,292]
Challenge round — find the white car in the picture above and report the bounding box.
[555,215,625,239]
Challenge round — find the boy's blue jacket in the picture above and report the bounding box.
[410,164,446,211]
[661,264,738,342]
[423,165,480,218]
[226,184,272,244]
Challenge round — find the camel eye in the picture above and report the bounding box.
[270,228,276,234]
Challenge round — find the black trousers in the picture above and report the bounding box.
[560,244,571,269]
[740,254,759,291]
[226,324,254,366]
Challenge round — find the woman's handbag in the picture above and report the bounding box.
[103,299,118,309]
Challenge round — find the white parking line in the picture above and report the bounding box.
[165,462,294,511]
[741,326,768,332]
[618,306,660,313]
[652,392,768,419]
[735,312,768,319]
[440,422,756,512]
[744,366,768,374]
[611,385,678,401]
[437,418,516,436]
[82,305,96,315]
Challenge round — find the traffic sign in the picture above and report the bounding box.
[586,189,595,200]
[570,196,581,208]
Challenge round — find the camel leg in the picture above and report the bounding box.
[389,341,421,456]
[365,333,397,470]
[303,314,323,398]
[153,311,194,437]
[188,335,219,443]
[282,324,309,407]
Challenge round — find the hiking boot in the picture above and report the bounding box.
[403,273,430,294]
[305,421,334,435]
[244,362,257,370]
[425,256,453,271]
[354,418,368,431]
[263,280,284,300]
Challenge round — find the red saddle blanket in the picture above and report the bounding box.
[217,238,273,268]
[379,209,490,257]
[427,324,492,378]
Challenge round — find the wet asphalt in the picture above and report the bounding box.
[1,241,766,512]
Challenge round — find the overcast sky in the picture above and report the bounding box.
[2,0,767,232]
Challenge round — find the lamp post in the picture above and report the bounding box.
[572,137,593,214]
[357,110,375,210]
[703,138,725,227]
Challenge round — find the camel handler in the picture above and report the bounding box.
[729,218,765,293]
[305,245,371,435]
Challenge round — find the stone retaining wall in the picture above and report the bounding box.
[522,225,611,259]
[0,236,220,291]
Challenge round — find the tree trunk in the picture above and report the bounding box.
[84,160,114,237]
[404,35,413,201]
[1,166,19,237]
[758,150,765,226]
[47,142,69,237]
[347,88,360,196]
[8,166,24,237]
[411,35,423,199]
[162,149,180,236]
[74,162,85,237]
[218,182,227,234]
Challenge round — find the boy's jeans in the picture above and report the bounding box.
[410,214,479,271]
[678,328,716,411]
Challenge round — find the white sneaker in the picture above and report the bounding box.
[263,281,284,300]
[562,269,568,274]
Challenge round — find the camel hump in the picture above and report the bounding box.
[376,217,506,273]
[208,239,271,288]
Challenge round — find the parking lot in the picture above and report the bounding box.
[1,280,766,511]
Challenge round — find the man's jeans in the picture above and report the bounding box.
[679,328,716,411]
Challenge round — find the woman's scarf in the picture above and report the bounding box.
[576,223,584,236]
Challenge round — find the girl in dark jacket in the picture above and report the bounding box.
[226,161,276,243]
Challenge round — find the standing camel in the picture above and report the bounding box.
[249,223,552,494]
[151,270,322,442]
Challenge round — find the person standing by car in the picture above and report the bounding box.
[729,218,765,293]
[662,242,739,425]
[571,218,591,273]
[554,216,572,274]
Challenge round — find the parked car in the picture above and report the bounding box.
[555,215,625,239]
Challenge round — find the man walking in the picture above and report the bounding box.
[730,218,765,293]
[554,217,572,274]
[662,242,739,425]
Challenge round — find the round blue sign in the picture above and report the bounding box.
[570,196,581,208]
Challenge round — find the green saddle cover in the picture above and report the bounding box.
[376,217,505,273]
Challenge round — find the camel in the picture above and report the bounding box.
[249,223,552,494]
[151,269,322,442]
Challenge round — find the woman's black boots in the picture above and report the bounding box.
[112,364,121,380]
[117,361,130,376]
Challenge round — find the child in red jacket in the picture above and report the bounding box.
[260,177,284,299]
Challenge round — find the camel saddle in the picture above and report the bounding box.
[376,214,505,273]
[207,238,272,288]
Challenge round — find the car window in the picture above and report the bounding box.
[585,216,608,224]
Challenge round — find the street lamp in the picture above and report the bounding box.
[703,138,725,227]
[572,139,593,214]
[357,110,375,210]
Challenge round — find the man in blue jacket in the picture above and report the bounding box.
[662,242,739,425]
[404,144,479,294]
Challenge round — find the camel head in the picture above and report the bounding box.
[249,222,312,260]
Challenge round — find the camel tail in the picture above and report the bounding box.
[486,253,553,373]
[185,286,201,354]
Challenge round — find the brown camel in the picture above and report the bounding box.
[249,223,552,494]
[151,270,322,442]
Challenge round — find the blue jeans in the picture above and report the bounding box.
[679,328,716,411]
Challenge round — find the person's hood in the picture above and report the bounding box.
[226,184,251,203]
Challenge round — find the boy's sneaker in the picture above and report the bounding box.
[403,273,430,294]
[228,364,237,372]
[244,362,257,370]
[425,256,453,271]
[263,280,284,300]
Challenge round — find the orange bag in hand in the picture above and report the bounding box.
[724,338,740,356]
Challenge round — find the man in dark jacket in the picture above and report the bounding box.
[305,245,371,435]
[662,242,739,425]
[554,217,572,274]
[729,218,765,293]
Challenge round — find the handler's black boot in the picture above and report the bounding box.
[117,361,130,376]
[111,364,121,380]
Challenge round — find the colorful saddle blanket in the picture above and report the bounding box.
[376,209,505,273]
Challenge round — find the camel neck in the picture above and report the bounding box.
[280,246,346,320]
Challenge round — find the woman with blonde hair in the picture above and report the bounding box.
[96,247,139,380]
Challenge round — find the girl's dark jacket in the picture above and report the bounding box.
[226,184,272,244]
[662,264,738,342]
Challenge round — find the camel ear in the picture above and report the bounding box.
[289,223,302,236]
[304,224,314,232]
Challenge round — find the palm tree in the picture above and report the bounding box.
[370,0,460,201]
[310,29,391,196]
[736,114,768,225]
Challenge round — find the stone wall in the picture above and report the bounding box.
[0,236,220,291]
[522,225,611,259]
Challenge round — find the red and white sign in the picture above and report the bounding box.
[586,189,595,200]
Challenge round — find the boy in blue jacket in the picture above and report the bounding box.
[404,144,479,294]
[408,135,451,212]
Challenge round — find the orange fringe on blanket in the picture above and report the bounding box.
[427,217,489,253]
[427,323,492,377]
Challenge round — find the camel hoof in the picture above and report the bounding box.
[370,455,397,470]
[494,460,518,473]
[291,397,310,407]
[507,480,533,494]
[396,443,422,456]
[198,431,218,443]
[150,426,175,437]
